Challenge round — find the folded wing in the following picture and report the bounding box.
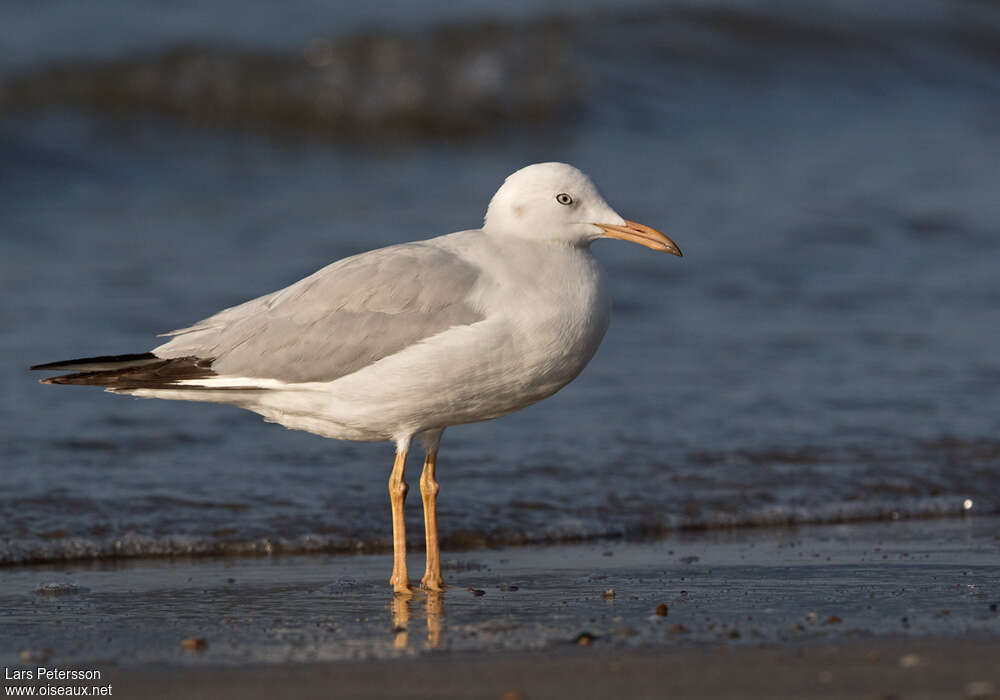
[154,241,486,384]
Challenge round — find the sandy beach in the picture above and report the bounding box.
[4,516,998,698]
[112,640,1000,700]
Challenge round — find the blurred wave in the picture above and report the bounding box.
[0,435,991,565]
[5,2,1000,140]
[0,21,576,139]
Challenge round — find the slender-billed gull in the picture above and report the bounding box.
[32,162,682,593]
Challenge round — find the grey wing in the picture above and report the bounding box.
[154,241,486,383]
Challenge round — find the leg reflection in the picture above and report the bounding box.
[390,591,444,650]
[391,592,412,649]
[425,590,444,649]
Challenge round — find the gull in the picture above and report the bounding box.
[31,162,682,593]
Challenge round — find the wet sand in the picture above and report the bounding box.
[114,639,1000,700]
[3,517,999,697]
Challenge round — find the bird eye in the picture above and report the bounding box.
[556,193,573,205]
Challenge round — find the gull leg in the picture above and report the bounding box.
[419,429,445,591]
[388,441,410,593]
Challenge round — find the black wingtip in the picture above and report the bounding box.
[31,355,216,389]
[30,353,158,372]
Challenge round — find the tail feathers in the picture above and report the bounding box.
[31,353,217,389]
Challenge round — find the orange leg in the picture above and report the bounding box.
[419,448,444,591]
[388,446,410,593]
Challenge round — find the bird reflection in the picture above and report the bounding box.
[391,590,445,649]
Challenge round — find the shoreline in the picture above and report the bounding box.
[3,516,998,697]
[2,508,986,569]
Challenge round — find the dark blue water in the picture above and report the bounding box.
[2,1,1000,565]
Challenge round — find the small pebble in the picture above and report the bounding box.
[181,637,207,651]
[574,632,596,646]
[655,603,668,617]
[898,653,920,669]
[468,588,486,597]
[965,681,995,698]
[500,691,526,700]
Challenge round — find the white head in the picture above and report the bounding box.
[483,162,681,255]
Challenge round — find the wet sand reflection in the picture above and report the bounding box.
[391,590,445,649]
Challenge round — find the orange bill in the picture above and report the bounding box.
[595,220,682,256]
